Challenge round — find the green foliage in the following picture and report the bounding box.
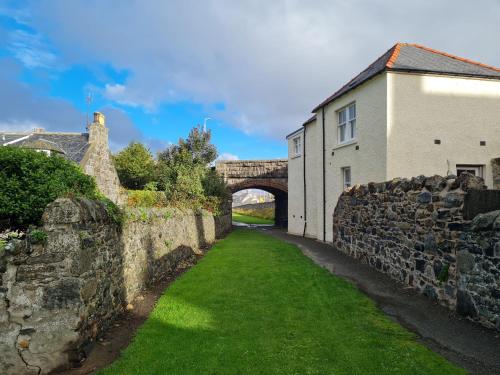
[0,239,6,253]
[233,206,274,221]
[100,229,464,375]
[0,147,98,227]
[202,168,229,198]
[126,190,167,207]
[29,229,47,244]
[232,212,273,225]
[438,263,450,283]
[99,196,124,225]
[115,126,227,214]
[158,125,217,166]
[113,142,155,189]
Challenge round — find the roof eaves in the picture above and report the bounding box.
[386,67,500,81]
[303,115,317,126]
[285,127,304,139]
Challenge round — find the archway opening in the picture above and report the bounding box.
[232,189,275,225]
[229,183,288,228]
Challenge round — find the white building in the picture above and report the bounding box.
[287,43,500,242]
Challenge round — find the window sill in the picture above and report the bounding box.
[333,140,357,151]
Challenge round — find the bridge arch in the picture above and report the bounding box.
[216,159,288,227]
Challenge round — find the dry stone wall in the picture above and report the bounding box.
[332,173,499,331]
[0,198,231,374]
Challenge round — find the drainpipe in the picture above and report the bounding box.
[322,107,326,242]
[302,125,307,237]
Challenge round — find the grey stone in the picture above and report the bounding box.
[42,279,81,309]
[424,175,447,192]
[444,192,464,208]
[417,191,432,204]
[457,290,478,318]
[471,210,500,231]
[457,250,475,273]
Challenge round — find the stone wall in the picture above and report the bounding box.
[492,157,500,190]
[332,173,499,330]
[457,211,500,330]
[0,198,231,374]
[215,159,288,192]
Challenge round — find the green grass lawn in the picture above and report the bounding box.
[100,229,464,375]
[232,212,274,225]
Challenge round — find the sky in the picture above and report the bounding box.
[1,0,500,160]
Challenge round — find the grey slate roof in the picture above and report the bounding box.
[0,132,90,163]
[312,43,500,112]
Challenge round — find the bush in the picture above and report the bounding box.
[0,147,98,227]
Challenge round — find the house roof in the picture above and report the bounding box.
[303,114,317,126]
[0,132,90,163]
[312,43,500,112]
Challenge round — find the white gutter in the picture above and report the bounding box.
[2,134,31,146]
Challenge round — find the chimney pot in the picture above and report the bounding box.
[93,112,105,126]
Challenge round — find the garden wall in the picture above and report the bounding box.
[0,198,231,375]
[332,173,499,331]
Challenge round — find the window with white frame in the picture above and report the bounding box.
[456,165,484,178]
[342,167,351,190]
[338,103,356,144]
[293,136,302,157]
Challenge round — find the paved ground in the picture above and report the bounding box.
[263,228,500,375]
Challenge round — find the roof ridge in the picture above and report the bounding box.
[386,42,402,68]
[403,43,500,73]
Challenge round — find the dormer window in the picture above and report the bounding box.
[338,103,356,144]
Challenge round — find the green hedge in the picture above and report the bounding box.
[0,147,98,227]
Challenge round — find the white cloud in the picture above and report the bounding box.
[104,83,139,107]
[217,152,239,161]
[11,1,500,139]
[7,29,57,69]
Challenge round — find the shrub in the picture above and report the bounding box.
[0,147,98,227]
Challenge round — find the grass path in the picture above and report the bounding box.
[232,212,274,224]
[100,229,464,375]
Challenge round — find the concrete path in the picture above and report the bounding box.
[261,228,500,375]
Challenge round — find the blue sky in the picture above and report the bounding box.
[0,2,289,159]
[1,1,499,160]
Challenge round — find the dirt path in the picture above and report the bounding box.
[264,228,500,375]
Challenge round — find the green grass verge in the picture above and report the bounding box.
[100,229,464,375]
[232,212,274,225]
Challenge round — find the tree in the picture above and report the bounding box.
[113,142,155,189]
[158,125,217,166]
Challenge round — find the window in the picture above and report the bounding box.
[342,167,351,190]
[293,136,302,157]
[338,103,356,143]
[456,165,483,178]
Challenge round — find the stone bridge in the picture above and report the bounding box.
[216,159,288,227]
